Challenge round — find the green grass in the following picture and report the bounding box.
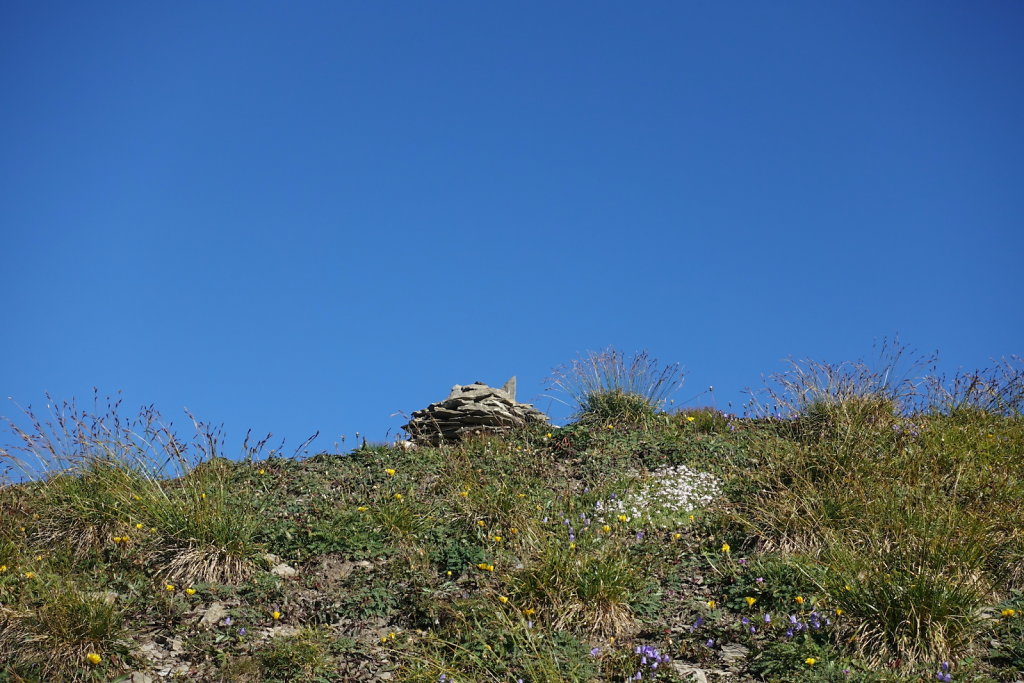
[2,350,1022,681]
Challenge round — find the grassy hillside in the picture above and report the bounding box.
[2,352,1022,682]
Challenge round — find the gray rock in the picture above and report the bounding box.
[271,562,298,578]
[199,602,230,628]
[670,664,708,683]
[720,642,749,663]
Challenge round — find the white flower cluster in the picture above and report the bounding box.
[594,465,721,529]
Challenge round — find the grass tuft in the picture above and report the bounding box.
[545,347,684,423]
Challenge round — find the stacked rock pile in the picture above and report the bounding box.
[403,377,549,445]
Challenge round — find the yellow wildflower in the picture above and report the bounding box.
[517,493,526,498]
[492,536,503,542]
[617,514,629,522]
[602,525,612,533]
[523,608,535,615]
[477,520,486,527]
[794,596,805,605]
[185,588,196,596]
[393,493,403,500]
[805,658,816,666]
[357,506,369,512]
[24,572,35,579]
[0,565,6,572]
[510,527,519,534]
[1002,608,1017,617]
[569,542,576,549]
[165,584,174,591]
[721,543,730,553]
[835,608,843,615]
[458,490,469,497]
[545,433,553,439]
[744,597,756,607]
[706,600,716,609]
[673,533,682,540]
[498,596,509,604]
[135,523,143,529]
[686,416,696,422]
[86,652,102,665]
[605,424,614,429]
[258,468,266,475]
[385,468,396,476]
[272,610,282,620]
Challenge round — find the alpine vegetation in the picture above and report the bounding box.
[1,347,1021,682]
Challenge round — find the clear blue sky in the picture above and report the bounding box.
[2,1,1021,460]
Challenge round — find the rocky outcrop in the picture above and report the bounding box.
[403,377,548,445]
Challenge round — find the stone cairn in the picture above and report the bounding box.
[402,376,549,446]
